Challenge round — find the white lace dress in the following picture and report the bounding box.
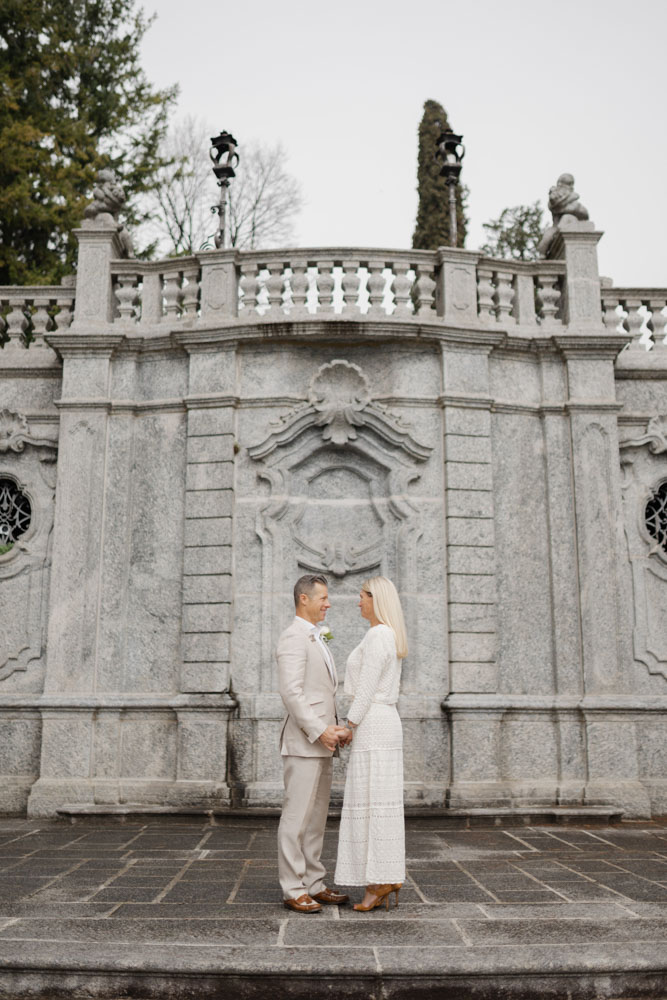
[334,624,405,886]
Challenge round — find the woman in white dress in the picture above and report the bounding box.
[334,576,407,912]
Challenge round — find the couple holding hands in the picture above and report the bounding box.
[277,573,406,913]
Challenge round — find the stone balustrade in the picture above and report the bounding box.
[110,256,201,326]
[0,282,75,347]
[104,247,569,331]
[601,286,667,350]
[1,246,666,351]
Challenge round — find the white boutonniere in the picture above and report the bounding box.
[320,629,333,644]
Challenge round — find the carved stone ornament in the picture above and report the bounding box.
[0,409,57,454]
[82,167,135,257]
[619,412,667,680]
[538,172,592,257]
[619,414,667,456]
[249,360,431,461]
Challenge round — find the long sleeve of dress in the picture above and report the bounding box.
[346,625,394,726]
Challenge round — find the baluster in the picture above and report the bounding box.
[648,299,667,349]
[366,259,386,317]
[115,272,138,322]
[391,261,412,317]
[315,259,335,314]
[493,270,515,324]
[341,259,361,315]
[30,297,52,346]
[54,294,74,330]
[239,261,260,315]
[181,265,200,319]
[6,298,28,343]
[288,260,309,316]
[621,297,646,349]
[162,270,181,319]
[477,266,496,323]
[535,273,561,327]
[412,262,436,317]
[602,295,622,333]
[0,310,7,346]
[265,261,285,317]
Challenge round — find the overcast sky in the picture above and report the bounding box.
[141,0,665,287]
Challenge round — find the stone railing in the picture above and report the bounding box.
[110,257,200,327]
[106,247,568,332]
[2,239,665,351]
[0,281,75,347]
[601,286,667,350]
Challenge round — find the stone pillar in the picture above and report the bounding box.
[71,223,125,329]
[198,249,238,323]
[548,221,604,331]
[441,341,500,694]
[435,249,480,326]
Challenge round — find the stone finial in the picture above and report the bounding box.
[82,168,135,257]
[538,172,591,257]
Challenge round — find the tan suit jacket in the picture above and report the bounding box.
[276,619,338,757]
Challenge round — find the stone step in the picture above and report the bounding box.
[57,802,625,827]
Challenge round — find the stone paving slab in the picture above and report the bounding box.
[0,816,665,998]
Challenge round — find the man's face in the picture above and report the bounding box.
[299,583,330,624]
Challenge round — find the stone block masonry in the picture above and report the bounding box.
[0,193,666,818]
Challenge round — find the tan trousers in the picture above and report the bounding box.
[278,755,333,900]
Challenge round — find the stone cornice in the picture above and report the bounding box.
[438,393,492,410]
[45,334,125,359]
[54,398,185,414]
[443,694,667,712]
[554,334,628,360]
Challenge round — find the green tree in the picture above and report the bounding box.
[412,99,468,250]
[479,201,544,260]
[0,0,178,285]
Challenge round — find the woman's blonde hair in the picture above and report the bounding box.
[361,576,408,659]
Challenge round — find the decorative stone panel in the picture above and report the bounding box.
[620,414,667,680]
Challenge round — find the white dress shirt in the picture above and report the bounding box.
[293,615,336,685]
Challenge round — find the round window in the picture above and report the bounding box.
[0,477,32,553]
[645,480,667,556]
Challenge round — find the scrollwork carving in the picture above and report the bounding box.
[0,409,58,454]
[249,359,431,461]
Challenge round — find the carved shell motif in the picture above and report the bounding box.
[308,360,371,446]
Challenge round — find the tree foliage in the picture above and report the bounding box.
[412,99,468,250]
[479,201,544,260]
[140,121,303,256]
[226,141,303,250]
[0,0,177,284]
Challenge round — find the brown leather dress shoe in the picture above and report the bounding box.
[283,893,322,913]
[311,886,350,905]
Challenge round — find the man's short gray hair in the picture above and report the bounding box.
[293,573,328,608]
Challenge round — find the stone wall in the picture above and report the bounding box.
[0,220,666,818]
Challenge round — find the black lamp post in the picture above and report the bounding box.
[435,127,465,247]
[209,131,239,249]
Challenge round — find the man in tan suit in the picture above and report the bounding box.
[277,573,350,912]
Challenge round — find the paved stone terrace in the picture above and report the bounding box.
[0,816,665,999]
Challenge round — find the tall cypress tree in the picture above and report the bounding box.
[412,99,468,250]
[0,0,178,284]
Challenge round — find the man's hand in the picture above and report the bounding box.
[318,725,342,752]
[331,725,352,747]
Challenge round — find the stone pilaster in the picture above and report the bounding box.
[179,343,237,696]
[27,335,122,814]
[441,342,500,694]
